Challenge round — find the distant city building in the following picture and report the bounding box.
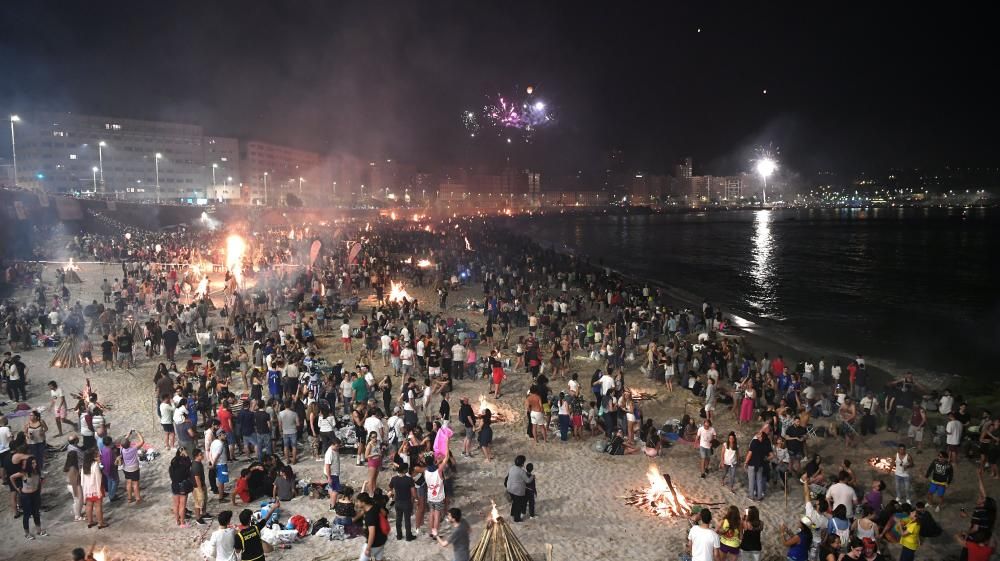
[12,111,213,201]
[240,140,325,206]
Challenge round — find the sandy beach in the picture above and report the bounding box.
[0,258,989,561]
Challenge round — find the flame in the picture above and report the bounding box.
[490,500,500,522]
[226,234,246,284]
[196,276,209,298]
[288,228,295,240]
[388,281,411,303]
[417,259,433,268]
[867,456,894,473]
[390,211,397,221]
[478,394,497,416]
[644,465,691,517]
[92,547,109,561]
[424,225,432,233]
[464,236,473,251]
[66,257,79,271]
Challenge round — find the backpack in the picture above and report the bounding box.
[378,509,390,536]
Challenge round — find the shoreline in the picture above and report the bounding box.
[521,227,934,400]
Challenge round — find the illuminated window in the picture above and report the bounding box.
[53,131,66,137]
[69,154,77,160]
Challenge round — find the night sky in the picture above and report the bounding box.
[1,2,994,177]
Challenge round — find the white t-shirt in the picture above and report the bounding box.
[210,438,228,466]
[599,375,615,396]
[425,467,445,503]
[723,445,737,466]
[340,380,354,399]
[363,416,383,442]
[380,334,391,351]
[802,385,817,401]
[208,527,238,561]
[324,446,341,476]
[400,348,415,366]
[939,395,955,416]
[946,419,963,445]
[50,387,65,403]
[895,453,911,477]
[687,525,720,561]
[173,404,189,425]
[831,365,842,380]
[696,426,716,449]
[159,402,175,425]
[0,426,11,453]
[826,482,856,512]
[340,323,351,339]
[568,379,580,395]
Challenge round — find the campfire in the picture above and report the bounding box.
[867,456,894,473]
[624,465,703,518]
[478,394,515,423]
[389,281,412,303]
[626,387,658,401]
[417,259,433,268]
[63,258,83,283]
[470,500,534,561]
[226,234,246,284]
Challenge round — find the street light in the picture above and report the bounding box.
[8,115,19,186]
[226,176,232,186]
[298,176,304,194]
[212,163,218,186]
[98,141,107,192]
[155,152,162,204]
[756,158,776,205]
[92,166,99,192]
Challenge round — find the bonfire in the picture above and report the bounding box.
[470,501,533,561]
[50,335,83,368]
[624,465,720,518]
[478,394,515,423]
[63,258,83,283]
[867,456,894,473]
[389,281,412,303]
[626,387,658,401]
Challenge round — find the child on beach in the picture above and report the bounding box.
[525,463,538,518]
[231,469,251,505]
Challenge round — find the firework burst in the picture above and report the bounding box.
[469,86,555,142]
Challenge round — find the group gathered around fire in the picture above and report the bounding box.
[0,215,997,561]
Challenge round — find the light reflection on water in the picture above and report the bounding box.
[747,209,778,317]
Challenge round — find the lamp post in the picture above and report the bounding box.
[8,115,19,186]
[212,163,218,187]
[298,176,304,195]
[263,172,269,206]
[98,141,107,192]
[155,153,162,203]
[756,158,776,205]
[92,166,98,192]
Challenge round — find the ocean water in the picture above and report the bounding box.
[513,207,999,381]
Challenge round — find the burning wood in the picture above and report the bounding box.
[470,500,534,561]
[478,394,516,423]
[623,466,715,518]
[389,281,412,303]
[626,387,658,401]
[867,456,894,473]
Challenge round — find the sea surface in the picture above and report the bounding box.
[513,207,999,382]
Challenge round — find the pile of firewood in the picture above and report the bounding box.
[470,513,533,561]
[50,336,83,368]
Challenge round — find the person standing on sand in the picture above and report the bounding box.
[687,508,721,561]
[908,405,926,452]
[505,455,530,522]
[697,419,717,478]
[745,427,773,501]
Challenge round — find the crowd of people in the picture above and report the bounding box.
[0,214,996,561]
